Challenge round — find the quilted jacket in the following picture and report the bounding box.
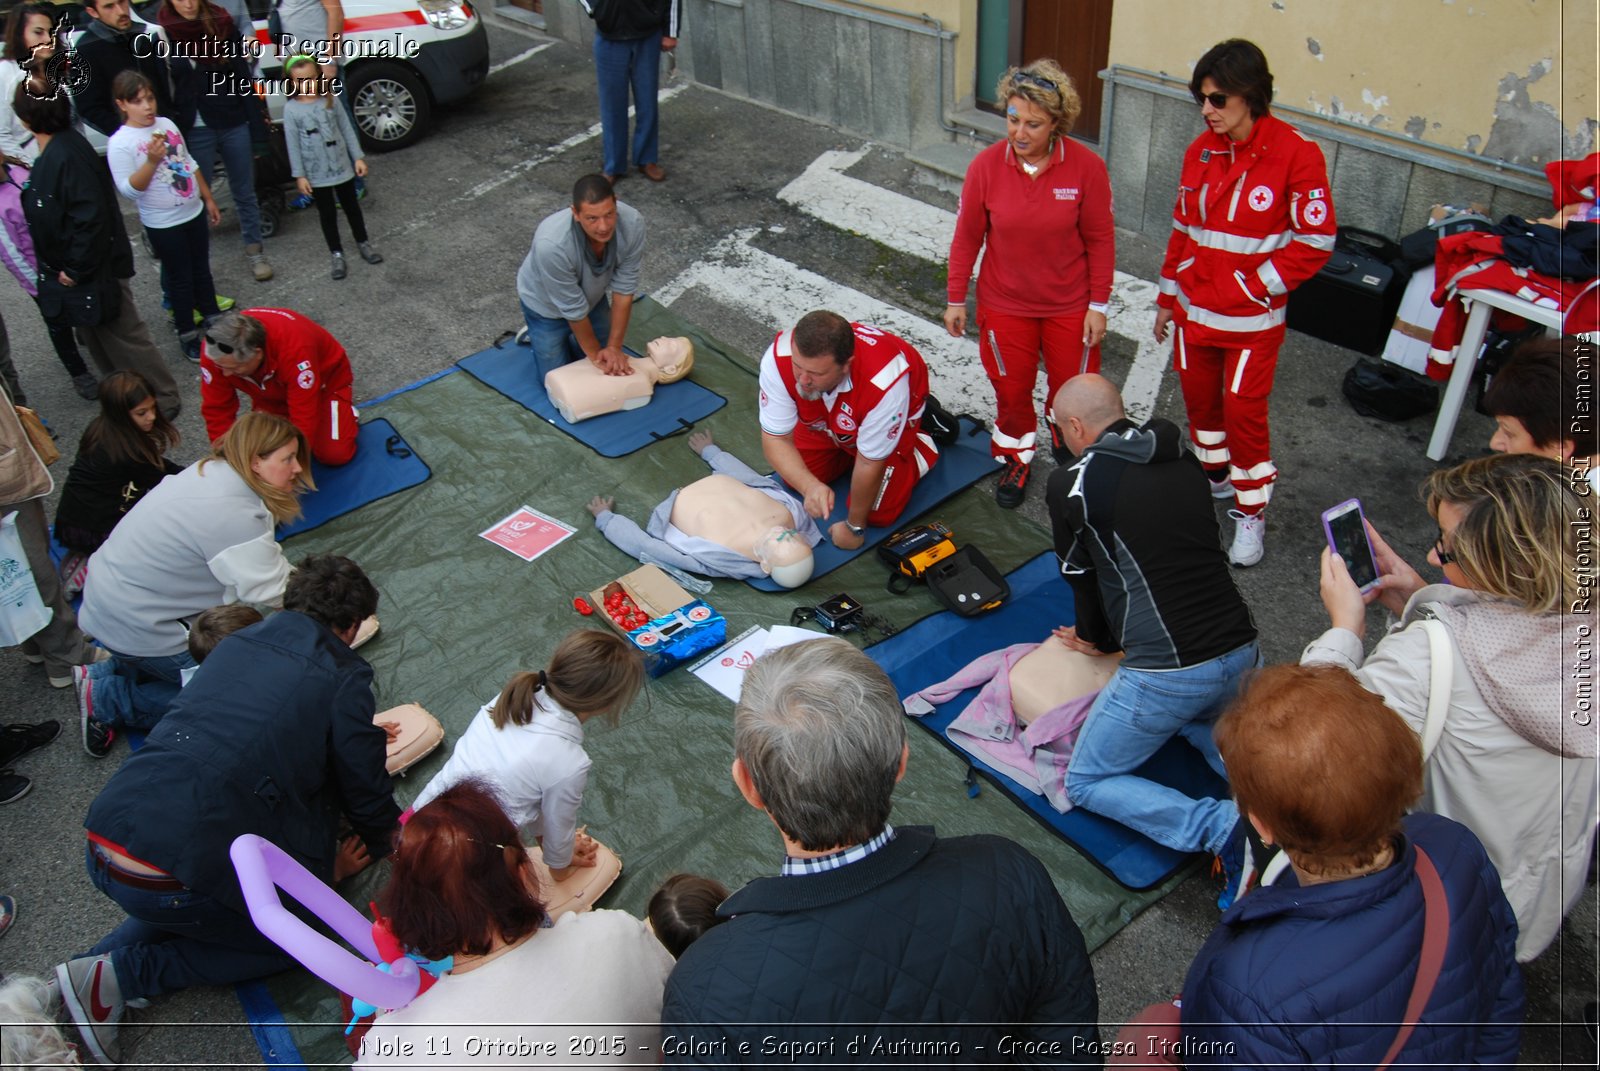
[661,827,1101,1065]
[1181,812,1524,1067]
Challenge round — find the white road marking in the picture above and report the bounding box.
[487,41,554,77]
[769,146,1169,419]
[389,83,690,239]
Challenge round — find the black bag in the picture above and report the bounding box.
[925,546,1009,617]
[1288,227,1409,356]
[1342,358,1438,422]
[34,273,118,328]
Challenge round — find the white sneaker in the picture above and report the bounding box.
[1227,509,1265,567]
[1207,474,1235,499]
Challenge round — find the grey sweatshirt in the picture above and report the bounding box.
[283,97,363,188]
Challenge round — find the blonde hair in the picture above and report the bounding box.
[491,629,645,730]
[1425,453,1580,614]
[201,411,314,523]
[996,58,1081,140]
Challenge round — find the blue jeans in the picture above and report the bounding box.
[85,844,294,1001]
[1065,640,1260,855]
[145,214,220,339]
[91,650,196,732]
[185,121,262,247]
[593,31,662,174]
[521,297,612,382]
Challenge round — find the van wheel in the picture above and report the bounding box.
[348,62,431,153]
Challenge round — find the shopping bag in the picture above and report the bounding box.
[0,511,51,646]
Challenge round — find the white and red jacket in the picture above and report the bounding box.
[200,307,354,443]
[1157,112,1336,345]
[758,323,929,461]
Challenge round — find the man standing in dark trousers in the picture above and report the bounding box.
[55,555,400,1066]
[71,0,175,138]
[1046,373,1261,909]
[579,0,680,183]
[661,638,1099,1064]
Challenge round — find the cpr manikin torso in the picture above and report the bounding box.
[545,336,695,423]
[1009,636,1122,725]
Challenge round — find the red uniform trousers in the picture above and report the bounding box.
[1173,324,1279,515]
[977,308,1100,461]
[261,390,359,466]
[794,422,940,528]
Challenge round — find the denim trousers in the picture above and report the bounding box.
[593,31,662,174]
[85,844,294,1000]
[185,121,263,247]
[1065,640,1260,855]
[145,213,220,339]
[521,297,612,381]
[91,649,196,732]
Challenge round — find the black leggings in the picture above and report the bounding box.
[311,178,367,253]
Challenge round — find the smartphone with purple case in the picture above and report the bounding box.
[1321,498,1381,594]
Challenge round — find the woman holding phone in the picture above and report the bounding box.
[1303,453,1595,962]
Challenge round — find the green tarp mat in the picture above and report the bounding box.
[264,298,1190,1065]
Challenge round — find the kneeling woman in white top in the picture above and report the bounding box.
[411,629,644,879]
[357,780,672,1067]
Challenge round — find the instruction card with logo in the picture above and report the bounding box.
[478,505,577,563]
[690,624,826,702]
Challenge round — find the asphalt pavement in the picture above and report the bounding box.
[0,14,1592,1068]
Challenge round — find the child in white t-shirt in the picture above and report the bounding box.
[411,629,644,879]
[105,69,220,363]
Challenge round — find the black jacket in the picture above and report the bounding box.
[53,438,180,553]
[23,126,134,284]
[661,827,1101,1066]
[72,20,176,138]
[581,0,680,41]
[1046,418,1256,669]
[84,611,400,915]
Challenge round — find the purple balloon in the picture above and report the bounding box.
[230,834,421,1009]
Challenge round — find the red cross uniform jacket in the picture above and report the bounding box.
[1157,113,1336,347]
[200,307,354,444]
[758,324,930,461]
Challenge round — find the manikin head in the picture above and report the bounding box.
[753,527,814,589]
[643,336,695,383]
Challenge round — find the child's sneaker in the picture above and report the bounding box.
[178,332,202,363]
[331,252,348,280]
[289,192,314,210]
[357,241,383,265]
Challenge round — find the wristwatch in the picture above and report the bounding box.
[845,521,866,536]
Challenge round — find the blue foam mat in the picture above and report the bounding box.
[456,338,727,458]
[277,418,431,540]
[867,551,1227,891]
[745,416,996,592]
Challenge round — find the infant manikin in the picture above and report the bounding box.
[589,430,822,587]
[545,336,695,423]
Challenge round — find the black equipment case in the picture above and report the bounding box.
[1287,227,1409,356]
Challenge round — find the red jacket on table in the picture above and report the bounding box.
[947,137,1115,317]
[1157,112,1336,346]
[200,307,354,443]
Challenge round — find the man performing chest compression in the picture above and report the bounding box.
[757,310,941,550]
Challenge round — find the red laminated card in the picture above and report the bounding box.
[478,505,577,563]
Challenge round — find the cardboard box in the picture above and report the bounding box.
[589,565,727,678]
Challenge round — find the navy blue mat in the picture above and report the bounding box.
[745,417,996,592]
[277,419,430,540]
[867,551,1227,891]
[456,337,727,458]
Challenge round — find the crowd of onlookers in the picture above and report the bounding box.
[0,15,1595,1070]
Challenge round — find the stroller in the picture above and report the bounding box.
[247,89,295,239]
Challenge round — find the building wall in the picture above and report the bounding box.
[1106,0,1593,168]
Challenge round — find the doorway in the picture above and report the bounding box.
[976,0,1113,144]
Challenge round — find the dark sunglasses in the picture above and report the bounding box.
[204,335,235,355]
[1011,71,1058,96]
[1432,528,1457,566]
[1195,91,1232,109]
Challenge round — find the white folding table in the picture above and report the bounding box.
[1425,285,1565,461]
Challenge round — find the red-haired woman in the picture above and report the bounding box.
[356,781,671,1067]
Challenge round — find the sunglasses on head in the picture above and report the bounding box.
[204,335,235,356]
[1012,71,1058,95]
[1195,91,1232,109]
